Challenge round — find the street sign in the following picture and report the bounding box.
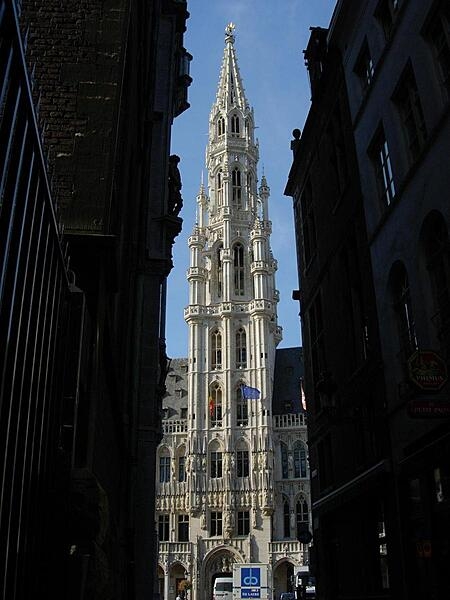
[408,399,450,418]
[233,564,269,600]
[407,350,448,391]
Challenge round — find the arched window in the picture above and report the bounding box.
[236,387,248,426]
[236,440,249,477]
[231,113,240,135]
[236,327,247,368]
[211,329,222,370]
[217,245,223,298]
[159,447,171,483]
[177,446,186,482]
[209,384,222,426]
[246,172,253,205]
[217,169,223,206]
[217,117,225,137]
[283,497,290,538]
[210,440,223,478]
[421,212,450,354]
[281,442,289,479]
[234,244,245,296]
[293,442,307,478]
[296,497,309,538]
[232,167,242,207]
[390,262,418,361]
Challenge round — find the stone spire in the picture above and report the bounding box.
[214,23,249,111]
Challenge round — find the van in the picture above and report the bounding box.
[213,577,233,600]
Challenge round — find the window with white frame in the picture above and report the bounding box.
[158,514,170,541]
[159,450,170,483]
[237,510,250,535]
[210,450,223,479]
[370,126,395,207]
[210,511,223,536]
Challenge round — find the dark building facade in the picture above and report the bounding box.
[286,1,450,599]
[0,1,191,599]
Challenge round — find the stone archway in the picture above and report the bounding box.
[272,559,295,600]
[200,546,244,600]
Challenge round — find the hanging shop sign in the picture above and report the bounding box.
[407,350,448,391]
[408,399,450,418]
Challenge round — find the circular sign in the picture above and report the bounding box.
[407,350,448,391]
[297,530,313,544]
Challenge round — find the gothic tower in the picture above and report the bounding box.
[156,24,309,600]
[184,19,282,588]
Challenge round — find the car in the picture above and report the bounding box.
[280,593,296,600]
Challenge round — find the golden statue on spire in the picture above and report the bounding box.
[225,22,236,42]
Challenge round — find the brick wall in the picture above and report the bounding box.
[21,0,127,233]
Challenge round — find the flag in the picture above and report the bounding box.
[241,384,261,400]
[300,378,307,411]
[209,397,215,417]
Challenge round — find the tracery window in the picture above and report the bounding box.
[159,447,171,483]
[210,384,223,427]
[283,497,290,538]
[211,329,222,370]
[246,172,253,205]
[217,169,224,206]
[296,496,309,538]
[178,514,189,541]
[281,442,289,479]
[234,244,245,296]
[232,167,242,208]
[210,451,223,478]
[217,246,223,298]
[236,387,248,426]
[236,443,249,478]
[217,117,225,137]
[293,442,307,478]
[236,327,247,368]
[231,113,240,135]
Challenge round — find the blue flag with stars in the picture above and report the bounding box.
[241,384,261,400]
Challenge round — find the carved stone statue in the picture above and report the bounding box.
[168,154,183,216]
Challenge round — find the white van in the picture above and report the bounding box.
[213,577,233,600]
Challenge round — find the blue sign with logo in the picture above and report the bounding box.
[241,568,261,598]
[241,568,261,587]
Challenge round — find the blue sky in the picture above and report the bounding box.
[166,0,337,358]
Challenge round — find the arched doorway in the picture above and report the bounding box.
[273,560,295,600]
[200,547,244,600]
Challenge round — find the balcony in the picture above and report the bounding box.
[269,540,305,564]
[162,419,188,434]
[273,413,307,429]
[159,541,192,563]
